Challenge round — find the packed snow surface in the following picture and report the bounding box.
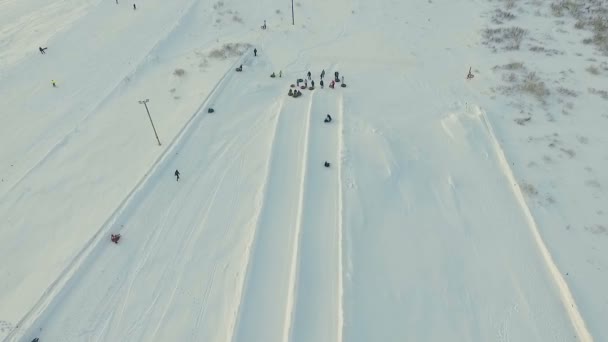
[1,0,607,341]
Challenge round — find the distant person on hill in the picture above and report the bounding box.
[39,46,47,54]
[133,3,136,10]
[307,71,311,80]
[320,69,325,80]
[320,79,324,88]
[175,169,180,181]
[51,80,57,87]
[254,48,257,57]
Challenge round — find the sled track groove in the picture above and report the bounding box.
[3,52,249,342]
[478,107,593,342]
[336,93,345,342]
[283,93,314,342]
[0,0,201,202]
[228,98,285,342]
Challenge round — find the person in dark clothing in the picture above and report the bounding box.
[39,47,47,54]
[111,234,121,244]
[311,80,315,88]
[324,161,330,167]
[320,69,325,79]
[51,80,57,87]
[254,48,257,57]
[324,114,332,123]
[307,71,311,80]
[320,79,324,88]
[175,169,180,181]
[133,3,136,10]
[236,64,243,72]
[335,71,340,82]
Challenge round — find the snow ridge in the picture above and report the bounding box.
[477,106,593,342]
[284,92,314,342]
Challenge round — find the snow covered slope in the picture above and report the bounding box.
[1,0,606,340]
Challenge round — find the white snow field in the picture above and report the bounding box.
[1,0,607,340]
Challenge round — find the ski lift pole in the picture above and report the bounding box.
[138,99,161,146]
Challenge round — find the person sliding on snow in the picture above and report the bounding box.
[324,114,332,123]
[39,46,47,54]
[175,169,180,181]
[329,80,335,88]
[111,234,121,243]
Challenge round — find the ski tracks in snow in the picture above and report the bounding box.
[289,91,344,342]
[232,89,347,342]
[232,90,314,342]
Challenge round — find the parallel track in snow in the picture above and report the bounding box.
[232,90,314,342]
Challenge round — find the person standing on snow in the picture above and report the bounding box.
[254,48,257,57]
[175,169,180,181]
[320,79,324,88]
[320,69,325,80]
[51,80,57,87]
[133,3,136,10]
[307,71,311,80]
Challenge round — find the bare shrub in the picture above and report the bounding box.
[173,68,185,76]
[483,27,527,50]
[560,147,576,158]
[588,87,608,99]
[519,72,549,100]
[586,65,600,74]
[504,0,517,10]
[557,87,578,97]
[208,43,252,59]
[232,14,243,23]
[503,72,519,82]
[529,45,563,55]
[275,9,281,14]
[515,117,531,125]
[501,62,525,70]
[212,1,224,10]
[520,182,539,196]
[493,9,516,24]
